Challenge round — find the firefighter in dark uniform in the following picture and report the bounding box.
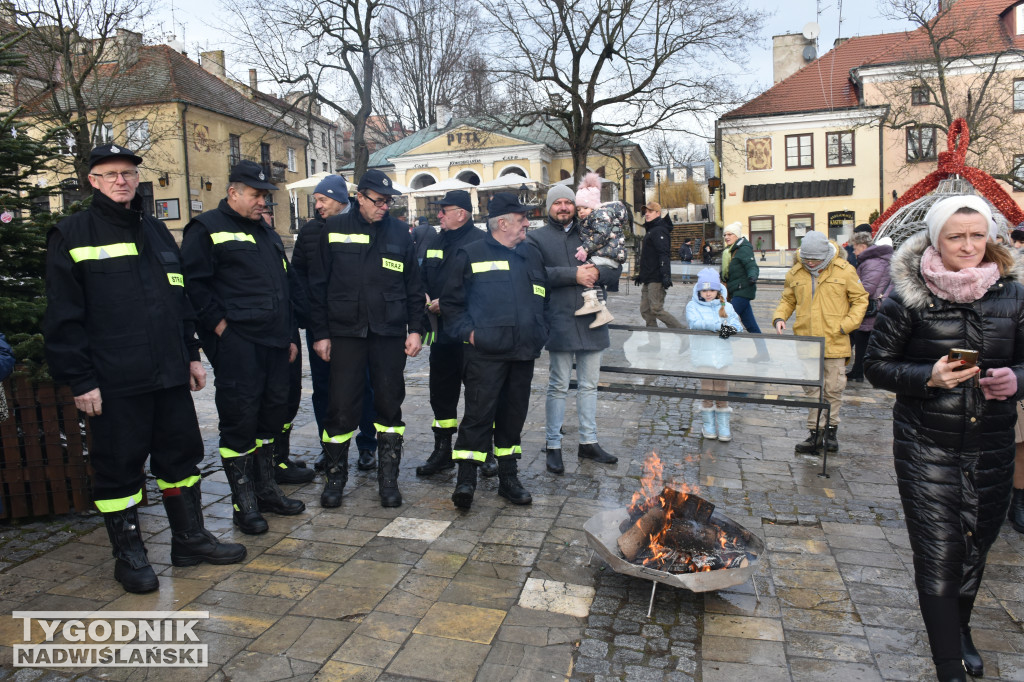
[441,192,548,509]
[180,160,304,535]
[43,144,246,594]
[308,169,424,508]
[414,190,497,478]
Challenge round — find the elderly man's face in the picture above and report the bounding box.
[88,159,140,207]
[549,198,575,225]
[438,205,468,231]
[314,193,346,218]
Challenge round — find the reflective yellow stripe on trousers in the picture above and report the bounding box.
[452,449,487,462]
[156,474,201,490]
[94,489,143,513]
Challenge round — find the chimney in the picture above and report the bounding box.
[200,50,225,78]
[249,68,258,93]
[435,104,451,130]
[772,33,815,84]
[833,37,850,49]
[938,0,955,11]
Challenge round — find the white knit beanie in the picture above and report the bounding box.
[923,195,997,245]
[722,222,743,239]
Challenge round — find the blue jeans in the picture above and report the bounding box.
[546,350,602,448]
[730,295,762,333]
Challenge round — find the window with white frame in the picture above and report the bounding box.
[1013,154,1024,191]
[93,122,113,144]
[287,147,296,172]
[125,119,150,150]
[785,134,813,169]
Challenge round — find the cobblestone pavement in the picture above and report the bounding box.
[3,279,1024,681]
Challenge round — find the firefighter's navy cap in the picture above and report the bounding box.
[438,190,472,212]
[487,192,533,219]
[88,143,143,169]
[229,160,278,190]
[357,169,402,196]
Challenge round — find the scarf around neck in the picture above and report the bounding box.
[920,246,1000,303]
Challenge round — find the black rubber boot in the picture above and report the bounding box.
[416,432,455,476]
[223,454,268,535]
[480,450,498,478]
[273,429,315,484]
[357,448,376,471]
[546,448,564,474]
[254,445,306,516]
[1010,488,1024,533]
[103,508,159,593]
[960,627,983,677]
[320,441,349,508]
[578,442,618,464]
[824,425,839,452]
[163,482,246,567]
[377,432,403,507]
[451,461,477,510]
[794,430,821,454]
[497,456,532,505]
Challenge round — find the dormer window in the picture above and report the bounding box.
[1017,4,1024,34]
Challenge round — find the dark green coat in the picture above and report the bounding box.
[724,237,758,300]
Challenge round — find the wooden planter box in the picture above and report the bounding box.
[0,371,92,519]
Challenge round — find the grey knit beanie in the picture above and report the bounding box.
[799,231,830,260]
[546,184,576,213]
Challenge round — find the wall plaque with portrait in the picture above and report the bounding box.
[746,137,772,171]
[155,198,180,221]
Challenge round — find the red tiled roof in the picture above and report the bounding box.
[723,0,1023,120]
[863,0,1023,66]
[722,33,905,119]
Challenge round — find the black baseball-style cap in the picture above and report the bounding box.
[357,169,402,196]
[438,190,472,213]
[88,143,143,169]
[486,192,533,220]
[229,160,278,190]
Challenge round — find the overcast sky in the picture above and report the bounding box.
[141,0,919,150]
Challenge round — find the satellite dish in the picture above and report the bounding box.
[802,21,821,40]
[803,45,818,61]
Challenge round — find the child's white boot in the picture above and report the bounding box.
[716,406,733,442]
[575,289,602,316]
[589,299,614,328]
[700,407,717,439]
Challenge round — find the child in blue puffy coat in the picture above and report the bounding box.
[685,268,743,441]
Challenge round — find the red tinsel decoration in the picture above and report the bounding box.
[870,118,1024,234]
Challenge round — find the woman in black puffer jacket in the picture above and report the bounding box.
[865,196,1024,682]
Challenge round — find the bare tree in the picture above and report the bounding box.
[476,0,763,184]
[373,0,494,131]
[5,0,155,187]
[226,0,387,179]
[875,0,1024,182]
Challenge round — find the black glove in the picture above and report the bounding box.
[632,276,641,285]
[718,325,738,339]
[661,279,672,290]
[748,277,757,285]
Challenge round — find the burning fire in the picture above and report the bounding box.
[618,452,751,573]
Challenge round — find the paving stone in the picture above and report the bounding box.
[385,633,489,681]
[414,601,507,644]
[517,577,595,617]
[701,635,787,666]
[377,517,450,541]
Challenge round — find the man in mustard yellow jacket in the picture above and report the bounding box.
[772,231,868,454]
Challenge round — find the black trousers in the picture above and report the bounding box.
[208,330,290,456]
[88,384,203,510]
[324,334,406,442]
[284,340,302,430]
[429,342,464,434]
[850,329,871,380]
[453,348,534,462]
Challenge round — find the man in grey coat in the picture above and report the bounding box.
[526,184,619,474]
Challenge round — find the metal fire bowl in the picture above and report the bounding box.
[583,507,766,593]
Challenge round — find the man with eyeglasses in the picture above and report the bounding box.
[181,160,305,535]
[413,190,498,480]
[308,169,425,508]
[44,143,246,594]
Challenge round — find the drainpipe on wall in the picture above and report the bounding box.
[180,103,192,224]
[877,108,888,219]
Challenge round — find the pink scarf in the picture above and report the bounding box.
[920,246,1000,303]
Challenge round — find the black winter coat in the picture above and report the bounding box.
[864,231,1024,597]
[44,191,199,399]
[636,217,673,284]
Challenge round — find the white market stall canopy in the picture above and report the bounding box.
[285,172,335,193]
[405,177,474,196]
[475,173,541,190]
